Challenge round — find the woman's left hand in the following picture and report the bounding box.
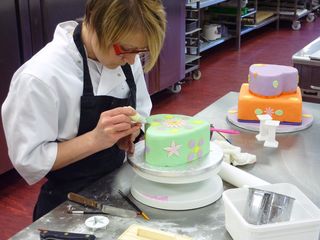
[117,123,141,154]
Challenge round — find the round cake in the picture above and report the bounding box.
[144,114,210,167]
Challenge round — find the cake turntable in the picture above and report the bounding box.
[128,141,224,210]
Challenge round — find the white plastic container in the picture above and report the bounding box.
[222,183,320,240]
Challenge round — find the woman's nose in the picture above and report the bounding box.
[123,53,136,65]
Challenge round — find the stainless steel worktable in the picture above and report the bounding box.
[10,92,320,240]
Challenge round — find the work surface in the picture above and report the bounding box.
[10,92,320,240]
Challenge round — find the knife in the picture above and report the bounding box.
[39,229,96,240]
[67,192,137,218]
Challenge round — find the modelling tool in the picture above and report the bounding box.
[210,128,240,135]
[210,124,232,144]
[118,189,150,220]
[130,112,146,123]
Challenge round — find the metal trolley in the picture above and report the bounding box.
[279,0,316,30]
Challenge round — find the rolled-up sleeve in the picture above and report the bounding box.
[1,74,59,185]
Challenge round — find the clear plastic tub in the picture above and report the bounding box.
[222,183,320,240]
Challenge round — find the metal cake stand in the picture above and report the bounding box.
[128,141,224,210]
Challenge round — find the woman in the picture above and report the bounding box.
[1,0,166,220]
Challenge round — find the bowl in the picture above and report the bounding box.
[222,183,320,240]
[244,188,295,225]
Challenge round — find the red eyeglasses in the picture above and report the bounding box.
[113,43,149,55]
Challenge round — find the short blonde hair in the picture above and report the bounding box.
[84,0,166,72]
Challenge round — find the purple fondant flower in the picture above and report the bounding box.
[188,153,195,162]
[188,140,195,148]
[145,146,150,154]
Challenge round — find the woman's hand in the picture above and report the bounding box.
[90,107,141,152]
[54,107,141,170]
[117,125,142,155]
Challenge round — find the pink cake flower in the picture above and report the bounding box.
[164,141,182,157]
[264,107,274,116]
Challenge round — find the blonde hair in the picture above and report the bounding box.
[84,0,166,72]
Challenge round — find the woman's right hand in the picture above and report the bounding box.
[91,107,141,151]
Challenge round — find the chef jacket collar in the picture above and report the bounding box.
[98,65,127,95]
[53,21,127,96]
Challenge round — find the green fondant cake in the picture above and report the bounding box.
[144,114,210,167]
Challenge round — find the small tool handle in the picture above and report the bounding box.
[68,192,98,209]
[39,229,96,240]
[210,128,240,135]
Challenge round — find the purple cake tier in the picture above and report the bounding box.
[248,64,299,97]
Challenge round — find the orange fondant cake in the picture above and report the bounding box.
[238,83,302,124]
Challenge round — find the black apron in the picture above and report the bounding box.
[33,23,137,221]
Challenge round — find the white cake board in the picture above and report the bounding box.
[227,106,314,133]
[131,174,223,210]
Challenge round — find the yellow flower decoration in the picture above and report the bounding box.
[169,129,180,134]
[150,122,161,126]
[191,120,204,125]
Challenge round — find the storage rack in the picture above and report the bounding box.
[235,0,280,49]
[198,0,232,52]
[311,0,320,14]
[202,0,280,50]
[279,0,315,30]
[185,0,202,81]
[186,0,230,53]
[210,0,260,49]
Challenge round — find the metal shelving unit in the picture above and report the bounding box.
[187,0,227,9]
[203,0,280,49]
[184,0,234,80]
[236,0,280,49]
[188,0,231,53]
[185,0,202,80]
[200,36,233,51]
[183,0,284,73]
[207,0,260,49]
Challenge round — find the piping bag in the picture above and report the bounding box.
[218,162,270,188]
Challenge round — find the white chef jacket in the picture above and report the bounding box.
[1,21,152,185]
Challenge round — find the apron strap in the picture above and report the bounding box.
[73,22,137,107]
[73,23,93,97]
[121,64,137,109]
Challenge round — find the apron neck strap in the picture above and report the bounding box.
[73,23,93,96]
[73,22,137,108]
[121,64,136,109]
